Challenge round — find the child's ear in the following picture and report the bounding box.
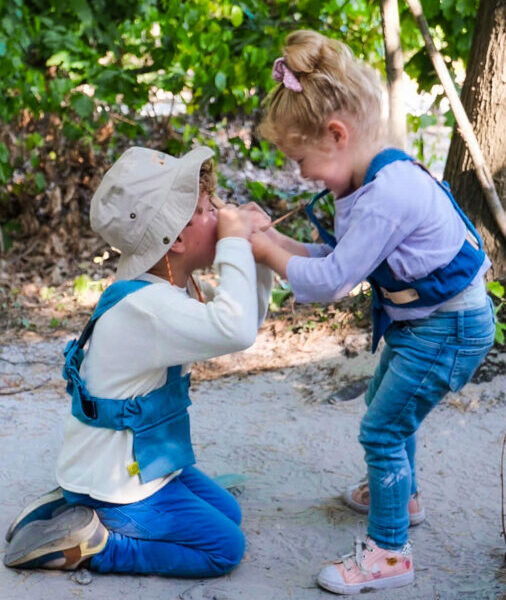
[169,235,186,254]
[327,119,348,148]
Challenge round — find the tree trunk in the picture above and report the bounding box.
[380,0,406,148]
[444,0,506,278]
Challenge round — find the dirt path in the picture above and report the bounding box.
[1,333,505,600]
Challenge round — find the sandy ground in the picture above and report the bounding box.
[1,333,505,600]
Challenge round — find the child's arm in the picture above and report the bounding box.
[235,203,274,325]
[265,228,310,258]
[132,208,265,368]
[250,231,295,279]
[251,204,412,305]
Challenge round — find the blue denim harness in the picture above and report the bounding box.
[62,280,196,484]
[305,148,486,353]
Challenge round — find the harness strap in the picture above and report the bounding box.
[63,280,153,420]
[305,189,336,248]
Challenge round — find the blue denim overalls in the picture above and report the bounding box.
[63,280,195,484]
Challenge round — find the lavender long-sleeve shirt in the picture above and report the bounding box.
[286,160,490,320]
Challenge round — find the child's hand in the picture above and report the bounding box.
[250,230,292,278]
[239,202,271,232]
[240,202,285,245]
[217,205,253,240]
[249,230,277,263]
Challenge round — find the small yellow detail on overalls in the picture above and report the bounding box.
[127,462,140,476]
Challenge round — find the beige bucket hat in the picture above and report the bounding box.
[90,145,214,280]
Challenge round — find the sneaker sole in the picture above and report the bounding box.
[5,487,66,543]
[4,506,100,568]
[341,492,426,527]
[318,568,415,595]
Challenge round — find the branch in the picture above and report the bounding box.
[0,378,50,396]
[405,0,506,242]
[380,0,406,148]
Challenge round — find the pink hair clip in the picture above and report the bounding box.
[272,57,302,92]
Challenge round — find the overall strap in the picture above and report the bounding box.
[305,189,337,248]
[363,148,412,184]
[64,279,153,419]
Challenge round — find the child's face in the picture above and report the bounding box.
[182,193,218,269]
[282,129,355,198]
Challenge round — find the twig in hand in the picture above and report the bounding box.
[211,194,304,228]
[261,204,305,231]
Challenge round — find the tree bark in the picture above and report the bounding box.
[380,0,406,148]
[444,0,506,278]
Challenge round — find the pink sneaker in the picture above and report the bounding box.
[342,479,426,526]
[317,536,414,595]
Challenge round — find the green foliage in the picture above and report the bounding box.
[230,137,284,170]
[0,1,479,127]
[0,0,481,236]
[487,281,506,345]
[270,283,292,312]
[403,0,479,93]
[73,273,106,297]
[243,180,316,241]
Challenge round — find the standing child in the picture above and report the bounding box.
[4,146,273,578]
[252,30,495,595]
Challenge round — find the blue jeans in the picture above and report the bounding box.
[63,466,245,577]
[360,299,495,550]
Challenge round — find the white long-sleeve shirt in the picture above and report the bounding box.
[56,237,272,503]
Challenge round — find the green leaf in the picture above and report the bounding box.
[495,323,505,345]
[419,114,437,129]
[245,180,267,201]
[270,285,292,311]
[71,93,94,118]
[0,142,9,164]
[35,172,46,191]
[230,6,243,27]
[72,0,93,27]
[1,17,14,36]
[26,132,44,150]
[214,71,227,92]
[62,121,84,141]
[487,281,504,299]
[46,51,70,68]
[73,273,92,296]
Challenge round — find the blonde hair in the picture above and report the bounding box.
[199,158,217,197]
[259,30,383,147]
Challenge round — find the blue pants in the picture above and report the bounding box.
[360,299,495,549]
[63,466,245,577]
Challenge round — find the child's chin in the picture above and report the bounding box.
[196,254,215,270]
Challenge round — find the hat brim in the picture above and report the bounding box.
[114,146,214,281]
